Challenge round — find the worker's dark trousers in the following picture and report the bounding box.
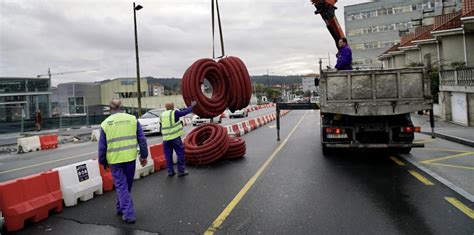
[110,160,136,220]
[163,137,185,174]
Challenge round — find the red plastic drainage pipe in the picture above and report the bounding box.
[181,56,252,118]
[223,136,246,159]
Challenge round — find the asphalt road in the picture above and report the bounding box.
[0,108,277,182]
[6,110,474,234]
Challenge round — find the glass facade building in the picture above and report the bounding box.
[0,77,52,121]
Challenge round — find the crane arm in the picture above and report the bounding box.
[37,69,97,78]
[311,0,345,48]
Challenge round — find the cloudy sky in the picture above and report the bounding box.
[0,0,367,85]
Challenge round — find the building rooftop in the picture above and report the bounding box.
[433,11,462,31]
[0,77,50,80]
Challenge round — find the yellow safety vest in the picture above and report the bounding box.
[161,110,184,141]
[100,113,138,164]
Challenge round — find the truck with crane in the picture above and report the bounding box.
[276,0,433,154]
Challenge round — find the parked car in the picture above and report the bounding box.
[191,114,223,126]
[138,109,165,135]
[229,108,248,118]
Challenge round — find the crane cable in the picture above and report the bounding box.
[212,0,225,59]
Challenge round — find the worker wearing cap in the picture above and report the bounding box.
[160,101,196,177]
[98,98,148,224]
[335,38,353,71]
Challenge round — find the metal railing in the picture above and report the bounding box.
[440,67,474,86]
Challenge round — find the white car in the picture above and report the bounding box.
[229,108,248,118]
[138,109,165,135]
[191,114,223,126]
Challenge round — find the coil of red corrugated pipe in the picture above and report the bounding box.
[223,136,246,159]
[218,56,252,112]
[182,58,229,118]
[184,124,230,165]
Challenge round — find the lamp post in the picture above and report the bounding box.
[133,2,143,117]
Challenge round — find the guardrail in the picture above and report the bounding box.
[440,67,474,86]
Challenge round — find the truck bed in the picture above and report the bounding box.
[319,68,432,116]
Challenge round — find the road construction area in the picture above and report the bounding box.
[2,110,473,234]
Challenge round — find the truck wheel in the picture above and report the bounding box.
[397,147,412,154]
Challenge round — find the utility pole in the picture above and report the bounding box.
[133,2,143,117]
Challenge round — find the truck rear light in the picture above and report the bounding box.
[325,127,344,134]
[325,127,348,139]
[401,126,421,133]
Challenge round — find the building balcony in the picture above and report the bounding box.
[439,67,474,92]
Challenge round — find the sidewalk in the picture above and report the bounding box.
[411,114,474,147]
[0,125,100,146]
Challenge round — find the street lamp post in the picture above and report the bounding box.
[133,2,143,117]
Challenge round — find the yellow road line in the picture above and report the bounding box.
[268,125,276,129]
[426,162,474,170]
[389,156,405,166]
[445,197,474,219]
[413,139,436,144]
[408,170,434,185]
[421,152,473,164]
[204,111,307,235]
[0,151,97,174]
[421,148,472,153]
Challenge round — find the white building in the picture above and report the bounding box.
[302,76,318,94]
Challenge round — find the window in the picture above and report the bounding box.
[0,80,26,93]
[68,96,85,114]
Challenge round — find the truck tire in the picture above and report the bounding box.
[397,147,412,154]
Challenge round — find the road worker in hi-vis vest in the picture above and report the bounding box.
[161,101,196,177]
[98,98,148,224]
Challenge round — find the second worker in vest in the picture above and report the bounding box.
[161,101,196,177]
[99,99,148,224]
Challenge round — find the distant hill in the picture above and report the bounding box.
[145,75,315,89]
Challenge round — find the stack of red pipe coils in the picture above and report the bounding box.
[182,56,252,118]
[184,124,246,165]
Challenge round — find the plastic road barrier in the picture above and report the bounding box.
[98,161,114,192]
[243,121,252,132]
[39,134,58,150]
[226,125,236,137]
[249,119,257,130]
[237,122,248,134]
[134,155,155,180]
[91,129,101,142]
[231,124,243,137]
[150,144,166,171]
[54,159,103,207]
[0,170,63,232]
[17,136,41,153]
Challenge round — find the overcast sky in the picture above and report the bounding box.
[0,0,368,85]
